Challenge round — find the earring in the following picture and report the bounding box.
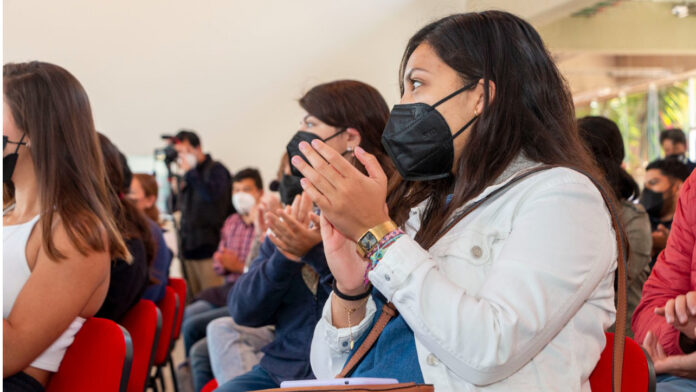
[346,146,354,152]
[474,108,479,116]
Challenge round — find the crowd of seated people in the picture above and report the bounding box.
[4,10,696,392]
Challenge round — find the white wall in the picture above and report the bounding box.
[4,0,468,184]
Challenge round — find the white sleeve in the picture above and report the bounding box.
[310,293,377,379]
[368,177,616,385]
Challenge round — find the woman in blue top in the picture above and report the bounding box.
[129,173,173,303]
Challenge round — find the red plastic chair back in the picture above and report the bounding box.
[120,300,162,392]
[201,379,218,392]
[168,277,187,340]
[46,317,133,392]
[154,286,178,366]
[589,332,656,392]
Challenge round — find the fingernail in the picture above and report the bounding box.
[291,156,302,166]
[299,142,309,152]
[300,178,308,189]
[311,139,320,148]
[355,146,365,155]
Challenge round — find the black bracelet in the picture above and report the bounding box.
[332,280,371,301]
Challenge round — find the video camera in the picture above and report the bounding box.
[155,134,179,177]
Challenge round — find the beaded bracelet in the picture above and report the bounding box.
[363,229,405,285]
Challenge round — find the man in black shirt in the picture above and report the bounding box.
[174,130,233,296]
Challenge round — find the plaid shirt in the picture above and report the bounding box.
[213,213,256,282]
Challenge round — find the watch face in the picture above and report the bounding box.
[359,232,378,251]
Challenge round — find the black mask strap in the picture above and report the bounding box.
[322,128,347,143]
[4,133,27,151]
[452,115,479,140]
[432,80,478,109]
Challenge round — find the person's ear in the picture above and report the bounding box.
[145,195,157,209]
[345,128,361,150]
[474,79,496,116]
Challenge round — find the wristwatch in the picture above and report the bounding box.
[356,220,398,257]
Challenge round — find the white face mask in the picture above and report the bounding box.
[232,192,256,215]
[179,153,198,170]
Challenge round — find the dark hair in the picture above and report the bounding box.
[646,157,690,182]
[299,80,396,183]
[98,133,157,268]
[132,173,161,225]
[577,116,640,201]
[391,12,613,249]
[659,129,687,146]
[233,167,263,190]
[175,129,201,148]
[3,61,128,260]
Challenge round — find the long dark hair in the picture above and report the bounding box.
[4,62,128,260]
[299,80,397,192]
[98,133,157,267]
[578,116,640,201]
[389,12,612,249]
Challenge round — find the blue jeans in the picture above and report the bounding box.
[657,374,696,392]
[190,338,213,392]
[216,365,278,392]
[182,300,228,356]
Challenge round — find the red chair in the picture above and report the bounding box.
[46,317,133,392]
[149,286,179,392]
[166,278,188,392]
[589,332,656,392]
[121,300,162,392]
[168,277,187,341]
[201,379,218,392]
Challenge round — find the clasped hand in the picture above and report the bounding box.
[642,291,696,378]
[290,140,392,295]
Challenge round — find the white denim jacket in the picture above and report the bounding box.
[311,162,617,392]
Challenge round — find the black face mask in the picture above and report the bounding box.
[278,174,304,205]
[286,128,346,178]
[3,134,27,185]
[639,188,664,218]
[381,81,478,181]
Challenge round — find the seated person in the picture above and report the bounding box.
[94,134,154,322]
[180,169,263,372]
[186,155,287,391]
[3,61,127,391]
[578,116,652,338]
[640,157,690,266]
[632,170,696,391]
[660,128,696,173]
[213,78,396,392]
[302,12,618,391]
[129,173,173,303]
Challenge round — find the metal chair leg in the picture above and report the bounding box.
[147,366,160,392]
[168,354,179,392]
[157,366,165,391]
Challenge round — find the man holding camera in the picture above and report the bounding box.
[174,129,233,296]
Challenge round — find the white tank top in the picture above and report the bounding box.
[3,212,85,372]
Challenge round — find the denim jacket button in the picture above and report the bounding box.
[471,245,483,258]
